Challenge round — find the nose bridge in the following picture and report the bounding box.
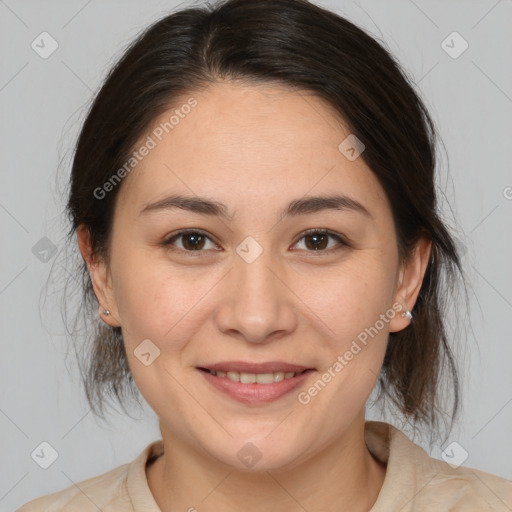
[215,239,297,343]
[236,246,279,300]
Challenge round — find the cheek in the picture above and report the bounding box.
[111,246,224,350]
[298,254,396,408]
[299,269,393,430]
[110,249,195,413]
[296,255,396,340]
[110,247,177,345]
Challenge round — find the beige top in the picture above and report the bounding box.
[18,421,512,511]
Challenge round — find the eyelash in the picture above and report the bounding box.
[161,228,348,257]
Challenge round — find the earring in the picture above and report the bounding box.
[99,306,111,316]
[401,310,413,320]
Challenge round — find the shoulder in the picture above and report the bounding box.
[423,459,512,510]
[16,464,131,511]
[366,421,512,511]
[17,441,163,512]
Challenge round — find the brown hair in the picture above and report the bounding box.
[63,0,466,440]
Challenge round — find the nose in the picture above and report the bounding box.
[214,249,298,344]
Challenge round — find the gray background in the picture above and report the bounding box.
[1,0,511,509]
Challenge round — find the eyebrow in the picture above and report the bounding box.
[139,193,372,220]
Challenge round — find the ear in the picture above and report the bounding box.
[389,236,432,333]
[77,224,121,327]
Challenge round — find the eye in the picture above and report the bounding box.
[162,229,220,255]
[292,229,348,253]
[162,228,348,256]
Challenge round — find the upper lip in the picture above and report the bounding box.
[198,361,315,373]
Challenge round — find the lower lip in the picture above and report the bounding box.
[199,369,314,404]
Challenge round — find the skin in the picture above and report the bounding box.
[78,81,431,512]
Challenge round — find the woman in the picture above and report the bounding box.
[18,0,512,510]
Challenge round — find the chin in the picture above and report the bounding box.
[200,432,310,473]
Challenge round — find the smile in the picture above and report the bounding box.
[197,364,316,404]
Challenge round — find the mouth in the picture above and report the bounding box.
[196,362,316,404]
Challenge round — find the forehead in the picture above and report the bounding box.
[116,81,389,221]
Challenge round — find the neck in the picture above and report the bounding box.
[147,412,386,512]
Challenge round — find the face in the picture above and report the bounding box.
[81,81,429,471]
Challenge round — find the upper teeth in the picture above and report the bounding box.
[208,370,299,384]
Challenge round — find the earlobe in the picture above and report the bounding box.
[389,236,432,333]
[76,224,121,327]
